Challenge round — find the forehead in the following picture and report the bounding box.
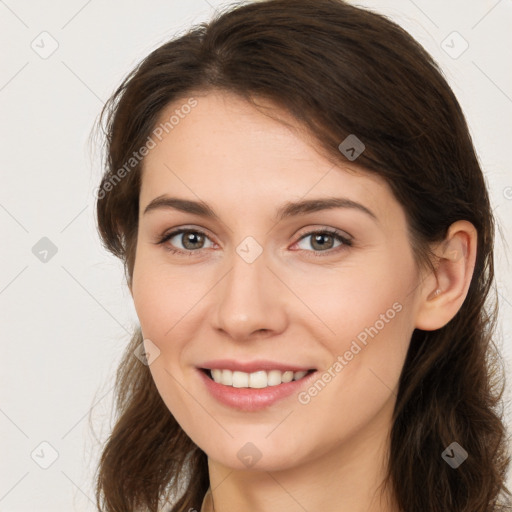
[140,90,399,226]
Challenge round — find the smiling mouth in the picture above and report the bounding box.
[200,368,316,388]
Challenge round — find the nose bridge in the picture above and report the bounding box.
[213,240,286,338]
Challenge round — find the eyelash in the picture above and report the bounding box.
[155,227,353,258]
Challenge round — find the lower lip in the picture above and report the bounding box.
[197,369,317,411]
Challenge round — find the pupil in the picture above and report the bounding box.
[183,232,203,249]
[312,234,333,250]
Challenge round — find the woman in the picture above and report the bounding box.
[93,0,512,510]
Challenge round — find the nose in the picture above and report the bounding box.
[211,247,288,341]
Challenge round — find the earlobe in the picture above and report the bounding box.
[414,220,477,331]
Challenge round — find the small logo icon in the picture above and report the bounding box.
[338,134,365,161]
[237,442,262,468]
[134,338,161,366]
[446,246,465,262]
[441,32,469,59]
[32,237,58,263]
[444,238,467,262]
[31,441,59,469]
[236,236,263,264]
[31,31,59,59]
[441,441,468,468]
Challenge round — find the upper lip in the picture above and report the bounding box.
[199,359,316,373]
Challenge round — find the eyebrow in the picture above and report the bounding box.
[143,195,378,222]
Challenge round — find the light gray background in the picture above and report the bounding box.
[1,0,511,510]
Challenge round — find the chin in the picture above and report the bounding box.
[201,436,309,473]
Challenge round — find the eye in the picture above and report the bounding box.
[293,228,352,256]
[155,227,353,257]
[156,228,215,254]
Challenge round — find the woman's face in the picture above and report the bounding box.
[131,90,425,472]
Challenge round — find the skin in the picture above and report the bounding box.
[130,90,477,512]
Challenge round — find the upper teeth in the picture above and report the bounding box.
[210,369,310,388]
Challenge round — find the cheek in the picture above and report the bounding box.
[291,260,407,333]
[131,252,202,341]
[295,256,414,380]
[131,267,168,340]
[296,283,412,441]
[131,257,200,421]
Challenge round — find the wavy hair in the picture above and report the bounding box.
[93,0,512,510]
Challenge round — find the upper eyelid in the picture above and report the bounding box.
[160,226,215,243]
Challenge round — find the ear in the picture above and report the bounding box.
[414,220,477,331]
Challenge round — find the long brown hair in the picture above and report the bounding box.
[93,0,512,510]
